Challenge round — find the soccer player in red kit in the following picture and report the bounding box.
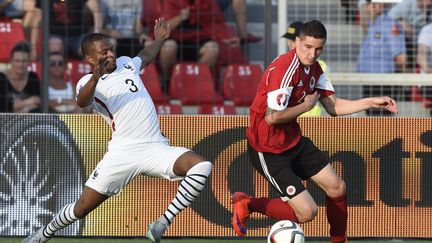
[231,20,398,243]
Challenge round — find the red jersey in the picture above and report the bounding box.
[246,49,334,154]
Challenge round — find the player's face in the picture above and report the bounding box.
[295,36,325,67]
[90,39,117,72]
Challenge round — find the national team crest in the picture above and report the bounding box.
[123,63,133,70]
[287,185,296,195]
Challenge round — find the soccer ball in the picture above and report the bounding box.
[267,220,305,243]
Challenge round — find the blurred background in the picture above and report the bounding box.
[1,0,431,116]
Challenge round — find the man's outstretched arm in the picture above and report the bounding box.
[138,18,171,69]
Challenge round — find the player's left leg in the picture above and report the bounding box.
[22,187,109,243]
[147,151,212,243]
[310,164,347,243]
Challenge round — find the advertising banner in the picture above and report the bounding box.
[1,114,431,238]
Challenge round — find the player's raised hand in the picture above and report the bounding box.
[154,18,171,41]
[92,57,111,81]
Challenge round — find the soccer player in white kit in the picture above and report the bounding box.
[22,18,212,243]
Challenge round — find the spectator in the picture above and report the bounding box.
[34,0,103,59]
[357,0,407,116]
[162,0,248,80]
[138,0,178,87]
[416,22,432,105]
[48,52,82,113]
[388,0,432,71]
[417,22,432,73]
[0,0,41,60]
[282,21,304,50]
[48,35,65,54]
[282,21,328,117]
[0,41,41,113]
[217,0,261,43]
[101,0,153,57]
[0,0,36,27]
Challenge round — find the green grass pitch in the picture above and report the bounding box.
[2,238,430,243]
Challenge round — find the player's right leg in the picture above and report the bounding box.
[21,187,109,243]
[145,148,212,243]
[231,143,317,237]
[231,191,251,237]
[231,190,317,237]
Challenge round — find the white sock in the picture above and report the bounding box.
[162,161,212,224]
[43,203,80,237]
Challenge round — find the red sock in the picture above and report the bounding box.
[248,197,299,222]
[326,194,348,243]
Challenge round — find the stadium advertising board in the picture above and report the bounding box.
[0,115,430,238]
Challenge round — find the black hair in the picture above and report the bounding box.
[81,33,110,57]
[49,51,64,57]
[10,41,31,57]
[299,20,327,40]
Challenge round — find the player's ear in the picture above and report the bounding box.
[84,55,95,67]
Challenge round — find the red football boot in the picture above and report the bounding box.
[231,192,252,237]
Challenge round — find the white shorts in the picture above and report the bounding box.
[85,142,190,196]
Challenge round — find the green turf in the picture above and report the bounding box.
[2,238,431,243]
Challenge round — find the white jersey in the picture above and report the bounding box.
[76,56,168,151]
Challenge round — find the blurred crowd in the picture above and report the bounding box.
[0,0,432,115]
[0,0,261,114]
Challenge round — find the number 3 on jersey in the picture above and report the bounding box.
[125,79,138,92]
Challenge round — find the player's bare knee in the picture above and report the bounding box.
[295,205,318,223]
[327,178,346,197]
[174,152,212,176]
[338,179,347,195]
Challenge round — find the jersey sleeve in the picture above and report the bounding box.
[316,73,335,97]
[265,55,298,111]
[75,74,93,100]
[116,56,142,73]
[267,86,293,111]
[132,56,142,72]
